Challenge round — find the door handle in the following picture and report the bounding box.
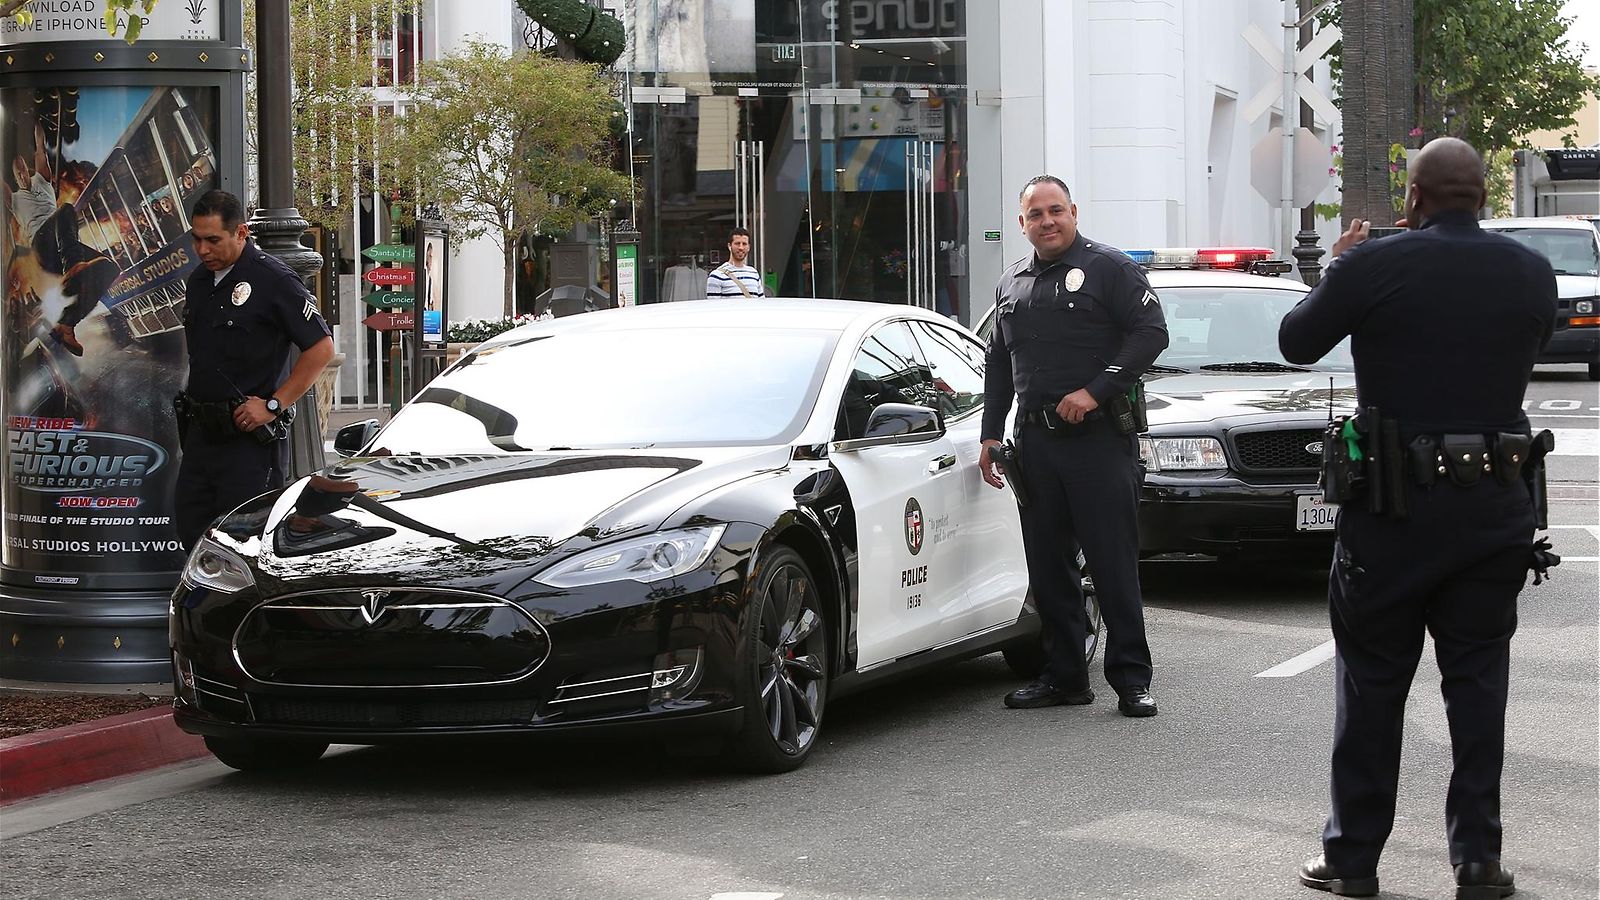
[927,454,957,474]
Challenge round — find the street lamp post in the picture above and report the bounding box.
[249,0,326,476]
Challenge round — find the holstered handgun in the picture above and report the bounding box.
[172,393,192,445]
[1522,429,1555,531]
[994,440,1030,508]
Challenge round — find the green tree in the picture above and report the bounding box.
[1413,0,1597,153]
[2,0,160,43]
[243,0,406,230]
[392,42,629,316]
[1322,0,1597,218]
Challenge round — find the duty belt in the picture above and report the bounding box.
[1018,407,1109,434]
[175,394,243,440]
[1407,432,1533,489]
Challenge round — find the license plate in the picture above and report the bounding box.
[1295,493,1338,531]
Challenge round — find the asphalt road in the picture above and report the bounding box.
[1525,364,1599,487]
[2,376,1595,900]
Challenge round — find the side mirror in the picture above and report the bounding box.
[863,402,943,439]
[333,419,381,458]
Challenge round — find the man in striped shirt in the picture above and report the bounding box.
[705,227,765,298]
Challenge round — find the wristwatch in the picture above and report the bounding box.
[264,396,283,416]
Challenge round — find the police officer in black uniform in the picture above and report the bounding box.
[1280,139,1556,900]
[174,190,334,550]
[980,175,1168,717]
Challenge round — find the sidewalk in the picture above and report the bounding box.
[0,409,391,804]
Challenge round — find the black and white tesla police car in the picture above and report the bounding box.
[171,300,1086,774]
[979,248,1357,563]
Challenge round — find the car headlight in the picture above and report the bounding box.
[1574,299,1596,315]
[535,525,727,588]
[179,534,256,593]
[1139,436,1228,472]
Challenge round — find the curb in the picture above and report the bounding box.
[0,707,209,805]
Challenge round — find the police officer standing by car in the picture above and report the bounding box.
[979,175,1168,717]
[174,190,334,550]
[1279,138,1557,900]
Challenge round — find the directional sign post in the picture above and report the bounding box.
[363,310,415,332]
[364,267,415,286]
[363,291,415,309]
[362,243,415,264]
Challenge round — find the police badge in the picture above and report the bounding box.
[231,282,252,306]
[1064,268,1085,292]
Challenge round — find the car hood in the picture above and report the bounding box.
[1145,371,1358,427]
[246,446,792,590]
[1555,273,1600,300]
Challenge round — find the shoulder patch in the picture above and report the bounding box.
[303,298,319,320]
[1141,289,1159,306]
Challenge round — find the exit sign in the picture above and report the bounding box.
[983,230,1002,242]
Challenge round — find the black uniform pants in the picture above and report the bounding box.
[1015,421,1153,693]
[174,430,285,551]
[1322,478,1532,872]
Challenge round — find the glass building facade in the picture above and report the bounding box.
[622,0,974,319]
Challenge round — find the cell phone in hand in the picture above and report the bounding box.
[1367,226,1406,240]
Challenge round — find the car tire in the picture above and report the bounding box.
[1588,360,1599,381]
[726,545,829,774]
[203,736,329,772]
[1002,558,1103,677]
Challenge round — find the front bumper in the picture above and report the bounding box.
[169,546,754,744]
[1539,327,1600,366]
[1139,474,1336,558]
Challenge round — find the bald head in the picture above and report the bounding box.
[1406,137,1486,220]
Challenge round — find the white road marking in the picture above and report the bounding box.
[1255,639,1336,678]
[1528,413,1600,419]
[1548,428,1600,456]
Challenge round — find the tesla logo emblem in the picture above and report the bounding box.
[904,498,924,556]
[359,590,391,624]
[1305,441,1324,456]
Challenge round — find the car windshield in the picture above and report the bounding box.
[1159,286,1353,371]
[1487,227,1600,276]
[374,327,839,453]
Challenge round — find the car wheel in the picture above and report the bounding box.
[1003,552,1103,676]
[726,546,828,774]
[204,736,329,772]
[1588,360,1599,381]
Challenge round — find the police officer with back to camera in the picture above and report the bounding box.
[174,190,334,551]
[979,175,1169,717]
[1279,138,1557,900]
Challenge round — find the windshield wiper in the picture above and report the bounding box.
[1199,361,1312,372]
[1145,363,1190,374]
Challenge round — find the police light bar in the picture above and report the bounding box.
[1121,247,1288,273]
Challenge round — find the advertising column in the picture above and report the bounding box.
[0,1,248,682]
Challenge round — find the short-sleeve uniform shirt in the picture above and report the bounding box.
[181,240,332,403]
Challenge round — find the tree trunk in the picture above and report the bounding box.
[1341,0,1396,226]
[1387,0,1416,214]
[503,239,517,319]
